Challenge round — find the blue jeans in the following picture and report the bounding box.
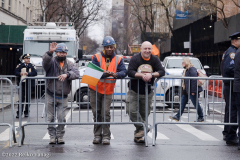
[176,94,203,119]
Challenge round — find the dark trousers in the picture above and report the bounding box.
[223,84,238,140]
[17,84,31,115]
[176,93,204,119]
[234,92,240,142]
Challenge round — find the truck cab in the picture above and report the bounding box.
[23,22,80,96]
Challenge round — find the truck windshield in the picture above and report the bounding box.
[24,41,75,57]
[167,59,202,69]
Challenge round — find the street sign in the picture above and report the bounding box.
[83,46,87,50]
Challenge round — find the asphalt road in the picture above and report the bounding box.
[0,97,239,160]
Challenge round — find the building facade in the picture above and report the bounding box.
[0,0,41,25]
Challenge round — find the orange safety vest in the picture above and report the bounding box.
[89,53,122,95]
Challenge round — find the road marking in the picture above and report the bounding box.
[168,119,219,141]
[206,120,224,129]
[148,130,169,140]
[0,121,26,141]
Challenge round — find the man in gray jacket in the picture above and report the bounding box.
[42,42,79,144]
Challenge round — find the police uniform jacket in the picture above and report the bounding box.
[14,63,37,87]
[221,45,238,84]
[234,48,240,92]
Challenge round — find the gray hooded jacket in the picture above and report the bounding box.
[42,51,80,96]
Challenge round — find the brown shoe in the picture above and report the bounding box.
[93,137,102,144]
[102,139,110,145]
[134,137,145,143]
[134,130,145,138]
[57,137,65,144]
[49,137,56,144]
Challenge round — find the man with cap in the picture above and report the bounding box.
[42,42,79,144]
[221,32,240,145]
[126,41,165,143]
[233,33,240,150]
[15,54,37,118]
[89,36,127,145]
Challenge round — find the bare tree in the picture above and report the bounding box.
[39,0,104,37]
[79,36,100,55]
[125,0,158,41]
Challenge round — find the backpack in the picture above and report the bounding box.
[197,70,208,86]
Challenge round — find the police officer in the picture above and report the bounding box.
[233,35,240,150]
[14,54,37,118]
[221,32,240,145]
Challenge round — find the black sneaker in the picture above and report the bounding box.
[194,118,204,122]
[169,115,180,122]
[226,139,238,146]
[16,112,22,118]
[24,113,29,117]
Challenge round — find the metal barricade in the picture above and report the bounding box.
[0,78,17,147]
[18,77,151,147]
[152,76,237,146]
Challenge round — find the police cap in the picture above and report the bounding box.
[22,54,31,59]
[229,32,240,40]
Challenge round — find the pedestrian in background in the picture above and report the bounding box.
[221,32,240,145]
[126,41,165,143]
[89,36,127,145]
[43,42,79,144]
[170,57,204,122]
[15,54,37,118]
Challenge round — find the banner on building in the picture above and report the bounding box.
[175,0,189,19]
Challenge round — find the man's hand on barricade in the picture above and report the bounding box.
[104,71,112,77]
[58,74,67,82]
[49,42,58,53]
[142,73,152,82]
[109,72,117,78]
[20,73,24,76]
[24,72,28,76]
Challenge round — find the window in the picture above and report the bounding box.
[2,0,4,8]
[19,2,21,17]
[14,0,17,14]
[30,10,32,21]
[23,4,25,19]
[8,0,11,11]
[26,8,29,21]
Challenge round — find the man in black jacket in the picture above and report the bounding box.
[233,40,240,150]
[222,32,240,145]
[126,41,165,143]
[14,54,37,118]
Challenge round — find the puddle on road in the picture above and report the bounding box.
[35,145,94,153]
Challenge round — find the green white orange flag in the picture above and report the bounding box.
[81,62,104,86]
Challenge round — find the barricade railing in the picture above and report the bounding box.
[152,76,237,146]
[18,77,151,147]
[0,78,17,147]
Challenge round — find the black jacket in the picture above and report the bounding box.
[184,67,203,94]
[14,63,37,87]
[127,53,165,94]
[222,45,238,84]
[234,48,240,92]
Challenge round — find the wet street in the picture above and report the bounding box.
[0,98,239,160]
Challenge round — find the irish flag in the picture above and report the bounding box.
[81,62,104,86]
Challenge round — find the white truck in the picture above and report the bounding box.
[23,22,82,97]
